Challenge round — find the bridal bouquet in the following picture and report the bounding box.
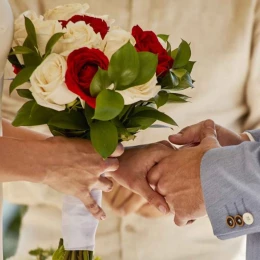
[8,3,195,260]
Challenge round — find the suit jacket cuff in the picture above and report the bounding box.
[200,143,260,240]
[245,130,260,142]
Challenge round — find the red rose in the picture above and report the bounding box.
[65,47,109,108]
[12,65,22,75]
[60,15,109,39]
[132,25,174,77]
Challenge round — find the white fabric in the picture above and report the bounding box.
[244,132,256,142]
[62,191,102,251]
[4,0,260,259]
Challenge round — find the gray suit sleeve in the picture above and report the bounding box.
[201,141,260,240]
[246,129,260,142]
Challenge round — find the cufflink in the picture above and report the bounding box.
[243,212,254,225]
[226,216,236,228]
[235,215,244,227]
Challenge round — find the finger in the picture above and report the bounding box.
[110,143,124,157]
[157,140,173,148]
[122,194,146,215]
[102,158,119,172]
[200,120,220,148]
[174,214,189,227]
[78,192,106,220]
[146,164,163,188]
[111,186,132,209]
[134,180,170,215]
[137,203,164,218]
[93,176,114,192]
[169,123,202,145]
[103,181,120,204]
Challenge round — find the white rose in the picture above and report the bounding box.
[14,10,43,33]
[13,11,44,63]
[14,16,63,55]
[117,75,160,105]
[86,13,115,27]
[44,3,90,20]
[102,27,136,59]
[30,53,77,111]
[59,21,102,56]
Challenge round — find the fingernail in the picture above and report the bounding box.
[100,215,106,220]
[159,205,167,214]
[173,133,183,138]
[204,120,215,128]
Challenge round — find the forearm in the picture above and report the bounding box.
[0,137,46,183]
[2,119,48,140]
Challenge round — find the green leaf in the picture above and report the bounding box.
[24,16,38,48]
[183,61,196,73]
[161,71,179,88]
[90,68,112,97]
[52,245,66,260]
[173,68,187,79]
[108,42,139,89]
[118,105,131,120]
[166,41,172,55]
[177,73,194,90]
[93,90,124,121]
[173,40,191,68]
[127,117,156,130]
[12,100,55,126]
[157,34,169,42]
[168,93,189,103]
[171,48,179,59]
[90,121,118,158]
[134,109,177,125]
[128,52,157,87]
[48,110,89,130]
[23,37,42,67]
[8,49,23,67]
[84,103,95,125]
[16,89,34,99]
[10,67,35,94]
[9,46,35,55]
[154,91,169,108]
[44,32,65,57]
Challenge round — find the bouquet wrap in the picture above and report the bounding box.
[62,191,102,251]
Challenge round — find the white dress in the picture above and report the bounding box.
[0,0,13,259]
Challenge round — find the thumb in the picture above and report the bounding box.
[200,120,220,148]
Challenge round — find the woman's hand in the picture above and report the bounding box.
[41,137,124,220]
[0,132,123,220]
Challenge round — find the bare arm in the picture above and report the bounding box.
[2,119,47,140]
[0,120,124,219]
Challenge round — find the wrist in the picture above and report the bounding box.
[239,133,250,142]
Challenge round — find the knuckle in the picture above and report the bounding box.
[146,193,157,205]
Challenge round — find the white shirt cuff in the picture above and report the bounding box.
[243,132,256,142]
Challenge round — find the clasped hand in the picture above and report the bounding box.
[108,120,249,226]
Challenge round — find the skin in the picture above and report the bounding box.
[103,183,164,218]
[146,120,250,226]
[107,142,175,215]
[1,119,124,220]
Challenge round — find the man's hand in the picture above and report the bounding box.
[169,120,249,147]
[41,137,124,220]
[147,120,220,226]
[107,143,174,215]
